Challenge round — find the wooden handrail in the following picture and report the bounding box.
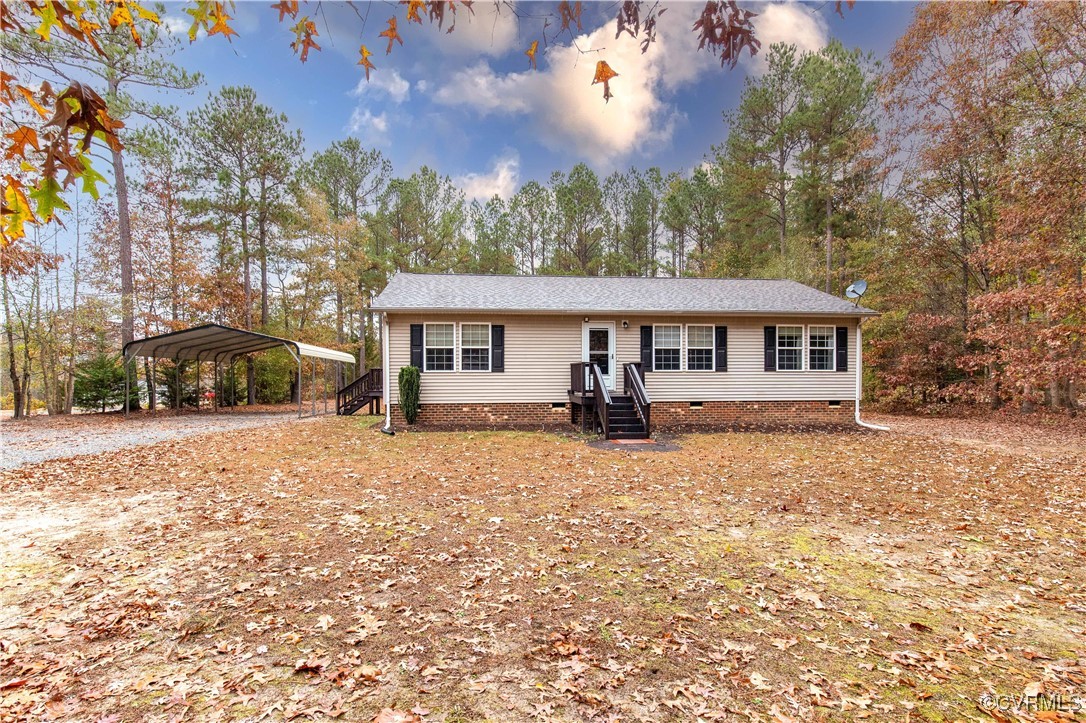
[591,363,611,438]
[337,368,382,414]
[623,363,651,435]
[570,362,588,394]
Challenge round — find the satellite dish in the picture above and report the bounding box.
[845,280,868,301]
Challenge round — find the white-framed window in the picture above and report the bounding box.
[808,326,835,371]
[686,325,715,371]
[653,325,681,371]
[460,323,491,372]
[424,323,455,372]
[776,325,803,371]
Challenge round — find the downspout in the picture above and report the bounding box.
[855,319,889,431]
[381,312,394,435]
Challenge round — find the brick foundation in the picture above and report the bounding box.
[651,399,855,430]
[390,400,856,431]
[390,402,572,430]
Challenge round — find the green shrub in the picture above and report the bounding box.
[398,365,420,425]
[155,361,199,408]
[74,349,129,412]
[254,349,295,404]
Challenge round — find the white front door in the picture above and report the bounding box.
[582,322,616,391]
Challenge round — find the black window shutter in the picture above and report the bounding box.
[491,325,505,372]
[640,326,653,370]
[715,326,728,372]
[410,324,423,371]
[835,326,848,372]
[764,326,777,371]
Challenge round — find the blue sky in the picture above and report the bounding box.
[153,1,917,199]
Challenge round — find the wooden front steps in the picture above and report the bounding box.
[605,394,649,439]
[569,362,652,440]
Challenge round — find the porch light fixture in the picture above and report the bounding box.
[584,316,589,322]
[622,320,629,329]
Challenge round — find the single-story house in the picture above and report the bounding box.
[359,272,880,437]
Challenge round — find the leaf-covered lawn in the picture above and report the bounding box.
[1,416,1083,722]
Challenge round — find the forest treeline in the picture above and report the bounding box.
[2,2,1083,416]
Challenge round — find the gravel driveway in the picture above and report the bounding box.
[1,410,316,470]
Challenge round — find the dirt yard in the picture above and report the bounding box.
[1,414,1083,722]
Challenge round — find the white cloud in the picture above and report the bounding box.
[346,108,390,145]
[431,62,530,116]
[430,4,712,167]
[161,13,203,39]
[352,69,411,104]
[746,2,829,72]
[455,151,521,201]
[346,69,408,147]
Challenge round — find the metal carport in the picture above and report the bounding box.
[122,324,357,417]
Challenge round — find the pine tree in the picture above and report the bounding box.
[73,337,129,413]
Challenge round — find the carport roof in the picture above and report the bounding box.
[122,324,356,365]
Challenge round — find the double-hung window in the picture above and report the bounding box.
[460,323,491,372]
[776,325,803,371]
[808,326,835,371]
[653,325,681,371]
[424,323,455,372]
[686,325,714,371]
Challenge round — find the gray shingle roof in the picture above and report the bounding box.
[372,273,877,317]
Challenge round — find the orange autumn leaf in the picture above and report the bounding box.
[290,17,320,62]
[17,85,51,119]
[358,44,376,80]
[402,0,425,24]
[525,39,539,69]
[207,3,238,40]
[107,1,160,48]
[5,127,42,160]
[379,16,404,54]
[272,0,299,22]
[592,60,619,102]
[592,60,619,84]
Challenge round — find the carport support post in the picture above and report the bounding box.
[151,356,157,415]
[196,360,200,413]
[124,353,130,418]
[286,346,302,418]
[311,358,316,416]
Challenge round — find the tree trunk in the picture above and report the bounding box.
[824,191,833,295]
[65,196,81,414]
[109,80,138,411]
[3,276,24,420]
[777,148,788,257]
[258,177,269,328]
[21,347,32,417]
[239,168,256,406]
[168,176,180,326]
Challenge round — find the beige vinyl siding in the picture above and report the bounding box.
[387,313,859,404]
[616,316,857,402]
[388,314,580,404]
